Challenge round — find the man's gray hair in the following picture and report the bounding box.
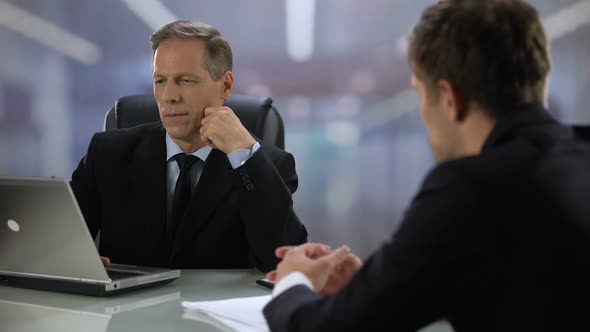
[150,20,232,81]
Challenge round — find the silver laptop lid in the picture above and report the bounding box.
[0,177,109,283]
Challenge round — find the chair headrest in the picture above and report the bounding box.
[114,95,159,129]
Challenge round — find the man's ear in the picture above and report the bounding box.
[438,80,467,122]
[220,71,234,99]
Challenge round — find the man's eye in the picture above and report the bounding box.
[180,79,196,84]
[154,79,165,85]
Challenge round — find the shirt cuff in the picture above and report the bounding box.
[271,271,314,298]
[227,142,261,169]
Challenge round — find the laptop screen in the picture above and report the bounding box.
[0,177,109,282]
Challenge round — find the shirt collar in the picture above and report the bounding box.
[165,133,213,162]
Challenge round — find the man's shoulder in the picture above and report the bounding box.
[257,141,291,161]
[92,122,163,145]
[90,122,164,155]
[422,142,535,193]
[422,130,590,193]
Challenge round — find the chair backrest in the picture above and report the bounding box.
[104,94,285,149]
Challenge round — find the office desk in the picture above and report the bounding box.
[0,269,454,332]
[0,269,269,332]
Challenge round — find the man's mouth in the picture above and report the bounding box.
[165,112,189,117]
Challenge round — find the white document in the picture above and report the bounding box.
[182,295,271,332]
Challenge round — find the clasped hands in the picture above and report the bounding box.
[266,243,363,297]
[200,106,256,154]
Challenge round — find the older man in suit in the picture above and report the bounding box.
[71,20,307,272]
[263,0,590,330]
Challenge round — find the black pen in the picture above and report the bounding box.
[256,278,275,290]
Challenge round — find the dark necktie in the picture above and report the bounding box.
[167,153,199,249]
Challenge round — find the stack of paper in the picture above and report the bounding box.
[182,295,271,332]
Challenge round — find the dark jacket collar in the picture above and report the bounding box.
[481,104,557,152]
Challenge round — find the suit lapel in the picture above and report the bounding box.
[169,148,234,266]
[127,125,168,263]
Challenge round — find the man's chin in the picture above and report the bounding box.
[166,127,201,143]
[165,126,189,139]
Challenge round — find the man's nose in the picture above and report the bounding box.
[162,82,180,104]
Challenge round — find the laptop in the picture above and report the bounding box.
[0,176,180,296]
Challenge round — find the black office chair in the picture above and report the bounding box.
[104,94,285,149]
[573,125,590,143]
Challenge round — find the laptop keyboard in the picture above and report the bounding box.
[106,269,145,280]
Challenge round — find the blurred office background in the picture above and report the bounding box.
[1,0,590,261]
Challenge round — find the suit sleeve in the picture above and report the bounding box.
[70,133,102,239]
[263,167,490,331]
[235,147,308,273]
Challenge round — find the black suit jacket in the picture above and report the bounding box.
[264,105,590,331]
[71,122,307,272]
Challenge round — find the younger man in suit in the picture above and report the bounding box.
[71,21,307,272]
[263,0,590,330]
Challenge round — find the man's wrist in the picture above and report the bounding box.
[240,137,256,151]
[272,271,314,298]
[227,138,256,154]
[227,142,261,169]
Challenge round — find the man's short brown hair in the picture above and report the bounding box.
[150,20,232,81]
[408,0,551,115]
